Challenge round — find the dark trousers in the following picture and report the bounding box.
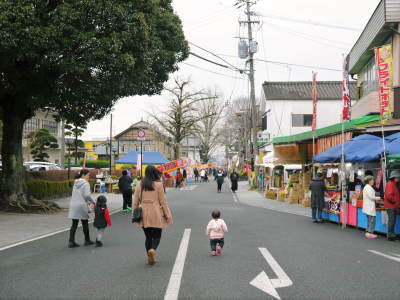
[217,182,223,192]
[210,238,224,251]
[143,227,162,252]
[387,209,397,239]
[122,190,132,209]
[312,208,323,221]
[69,219,90,243]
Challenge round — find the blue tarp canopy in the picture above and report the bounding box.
[314,134,383,163]
[116,151,169,165]
[386,133,400,155]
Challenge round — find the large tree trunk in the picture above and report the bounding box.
[0,101,29,206]
[174,144,181,160]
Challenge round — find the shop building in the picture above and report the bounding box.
[349,0,400,118]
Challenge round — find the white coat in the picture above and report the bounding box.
[68,179,94,220]
[362,184,381,216]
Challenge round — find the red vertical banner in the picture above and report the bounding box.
[342,55,351,121]
[312,72,318,130]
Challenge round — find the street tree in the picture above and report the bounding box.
[65,123,86,164]
[0,0,188,207]
[151,78,216,159]
[27,129,59,162]
[195,90,225,163]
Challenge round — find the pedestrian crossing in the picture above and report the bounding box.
[179,185,198,191]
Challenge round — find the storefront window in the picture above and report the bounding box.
[362,57,378,97]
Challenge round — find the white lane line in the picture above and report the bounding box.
[0,208,122,252]
[229,183,238,202]
[164,228,191,300]
[368,250,400,263]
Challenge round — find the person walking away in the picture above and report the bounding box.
[93,195,112,247]
[216,170,224,193]
[175,169,183,188]
[182,169,187,187]
[363,175,382,239]
[194,168,199,182]
[133,166,173,265]
[384,170,400,241]
[213,168,218,181]
[310,173,327,223]
[200,169,206,182]
[230,171,239,193]
[206,210,228,256]
[68,169,95,248]
[119,170,133,212]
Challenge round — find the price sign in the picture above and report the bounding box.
[137,129,146,140]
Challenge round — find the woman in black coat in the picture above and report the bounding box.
[230,171,239,193]
[216,170,224,193]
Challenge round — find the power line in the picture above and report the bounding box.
[217,53,342,72]
[189,52,232,70]
[181,62,247,81]
[255,12,361,32]
[189,41,243,72]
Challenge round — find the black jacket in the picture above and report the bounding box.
[118,175,133,193]
[94,206,107,229]
[310,178,326,209]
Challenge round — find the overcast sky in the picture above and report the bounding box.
[82,0,381,140]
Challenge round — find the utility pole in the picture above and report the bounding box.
[109,114,112,175]
[238,0,260,171]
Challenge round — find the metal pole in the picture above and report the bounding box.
[381,124,387,188]
[340,120,347,229]
[245,0,259,171]
[68,147,71,180]
[140,139,143,178]
[109,114,112,175]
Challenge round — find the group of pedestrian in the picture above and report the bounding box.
[310,169,400,241]
[67,166,230,264]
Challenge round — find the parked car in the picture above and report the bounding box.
[24,162,62,171]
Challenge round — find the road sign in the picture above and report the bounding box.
[137,129,146,140]
[250,248,293,300]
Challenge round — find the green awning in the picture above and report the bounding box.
[387,154,400,166]
[272,115,381,145]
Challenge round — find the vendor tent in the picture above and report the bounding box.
[116,151,169,165]
[314,134,383,163]
[386,133,400,155]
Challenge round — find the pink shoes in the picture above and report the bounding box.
[365,233,377,239]
[216,245,222,255]
[211,251,216,256]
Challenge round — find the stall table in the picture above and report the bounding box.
[357,208,400,234]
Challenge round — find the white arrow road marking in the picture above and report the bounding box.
[250,248,293,300]
[164,228,191,300]
[368,250,400,263]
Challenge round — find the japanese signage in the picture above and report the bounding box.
[158,159,185,173]
[342,55,351,121]
[136,154,143,171]
[312,72,318,131]
[374,44,393,122]
[325,191,341,213]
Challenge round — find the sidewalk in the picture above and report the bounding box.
[0,193,123,249]
[235,181,310,218]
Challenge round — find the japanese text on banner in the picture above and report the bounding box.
[374,44,393,123]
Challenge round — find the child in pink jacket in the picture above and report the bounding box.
[206,210,228,256]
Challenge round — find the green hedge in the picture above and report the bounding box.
[27,179,75,200]
[85,160,109,168]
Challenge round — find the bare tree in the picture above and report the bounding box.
[194,89,226,163]
[151,78,216,159]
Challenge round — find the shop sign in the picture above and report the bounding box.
[158,159,185,173]
[325,191,341,213]
[374,44,393,122]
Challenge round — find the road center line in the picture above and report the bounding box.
[368,250,400,263]
[164,228,191,300]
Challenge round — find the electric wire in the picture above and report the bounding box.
[255,12,361,32]
[189,41,243,72]
[181,62,247,81]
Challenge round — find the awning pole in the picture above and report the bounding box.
[340,120,347,229]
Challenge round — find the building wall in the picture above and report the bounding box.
[22,111,63,164]
[266,99,344,139]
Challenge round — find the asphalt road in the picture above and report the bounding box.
[1,181,400,300]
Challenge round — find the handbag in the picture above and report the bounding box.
[132,182,143,223]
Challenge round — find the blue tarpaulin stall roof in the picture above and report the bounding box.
[116,151,169,165]
[314,134,383,163]
[387,133,400,155]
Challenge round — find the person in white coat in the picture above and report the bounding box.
[68,169,95,248]
[362,175,382,239]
